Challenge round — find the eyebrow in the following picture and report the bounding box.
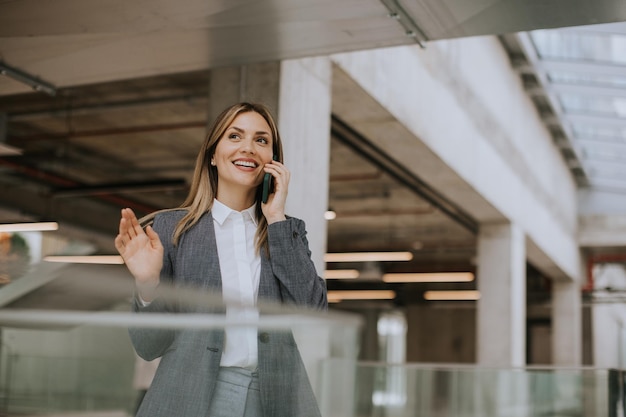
[229,126,270,136]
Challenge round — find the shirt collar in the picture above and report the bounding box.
[212,199,258,226]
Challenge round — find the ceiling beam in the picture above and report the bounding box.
[9,94,209,121]
[516,58,626,78]
[52,179,187,198]
[562,113,626,128]
[527,83,626,99]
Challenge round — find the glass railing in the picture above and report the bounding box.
[1,309,622,417]
[0,263,622,417]
[318,360,620,417]
[1,354,136,414]
[0,267,362,417]
[0,309,361,416]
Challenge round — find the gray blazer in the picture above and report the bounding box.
[129,210,328,417]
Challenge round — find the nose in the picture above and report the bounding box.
[240,138,255,154]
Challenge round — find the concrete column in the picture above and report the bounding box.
[277,57,332,274]
[477,222,526,367]
[552,281,582,365]
[209,58,332,273]
[209,63,281,121]
[359,309,380,361]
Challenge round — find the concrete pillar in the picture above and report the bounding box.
[552,281,582,365]
[209,63,281,121]
[359,309,380,361]
[477,222,526,367]
[277,57,332,274]
[407,304,476,363]
[209,58,332,273]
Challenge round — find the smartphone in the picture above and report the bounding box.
[262,155,278,203]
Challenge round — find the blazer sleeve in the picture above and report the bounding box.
[267,217,328,310]
[128,212,177,361]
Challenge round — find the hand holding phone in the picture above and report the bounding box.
[262,155,278,203]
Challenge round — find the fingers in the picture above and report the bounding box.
[130,211,143,238]
[261,161,289,223]
[121,208,140,238]
[116,217,129,249]
[118,211,128,236]
[145,225,163,250]
[264,160,290,192]
[114,234,125,254]
[117,208,146,248]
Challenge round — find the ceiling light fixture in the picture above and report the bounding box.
[327,290,396,303]
[44,255,124,264]
[324,269,360,279]
[0,61,56,96]
[0,222,59,233]
[0,143,22,156]
[324,252,413,263]
[383,272,474,283]
[423,290,480,301]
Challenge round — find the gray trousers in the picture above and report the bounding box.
[208,367,261,417]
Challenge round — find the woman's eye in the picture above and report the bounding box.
[257,137,268,144]
[229,133,240,140]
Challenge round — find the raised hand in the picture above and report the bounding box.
[114,208,163,298]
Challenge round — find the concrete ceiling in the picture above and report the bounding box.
[0,68,477,262]
[1,0,625,309]
[3,0,626,96]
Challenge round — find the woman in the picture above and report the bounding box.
[115,102,328,417]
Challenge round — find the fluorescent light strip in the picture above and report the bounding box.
[44,255,124,265]
[0,222,58,232]
[324,269,360,279]
[327,290,396,303]
[0,143,22,156]
[423,290,480,301]
[324,252,413,263]
[383,272,474,283]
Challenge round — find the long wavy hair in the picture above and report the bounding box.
[141,102,284,255]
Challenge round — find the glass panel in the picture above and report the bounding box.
[319,359,617,417]
[559,94,626,117]
[588,162,626,177]
[587,160,626,189]
[531,30,626,65]
[548,71,626,88]
[571,124,626,143]
[2,295,622,417]
[531,28,626,189]
[587,178,626,190]
[0,266,361,417]
[580,146,626,163]
[377,311,406,363]
[1,264,622,417]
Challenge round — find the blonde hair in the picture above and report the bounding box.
[141,102,284,255]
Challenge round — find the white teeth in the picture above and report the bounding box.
[234,160,257,168]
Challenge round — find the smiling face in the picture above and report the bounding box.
[212,111,274,207]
